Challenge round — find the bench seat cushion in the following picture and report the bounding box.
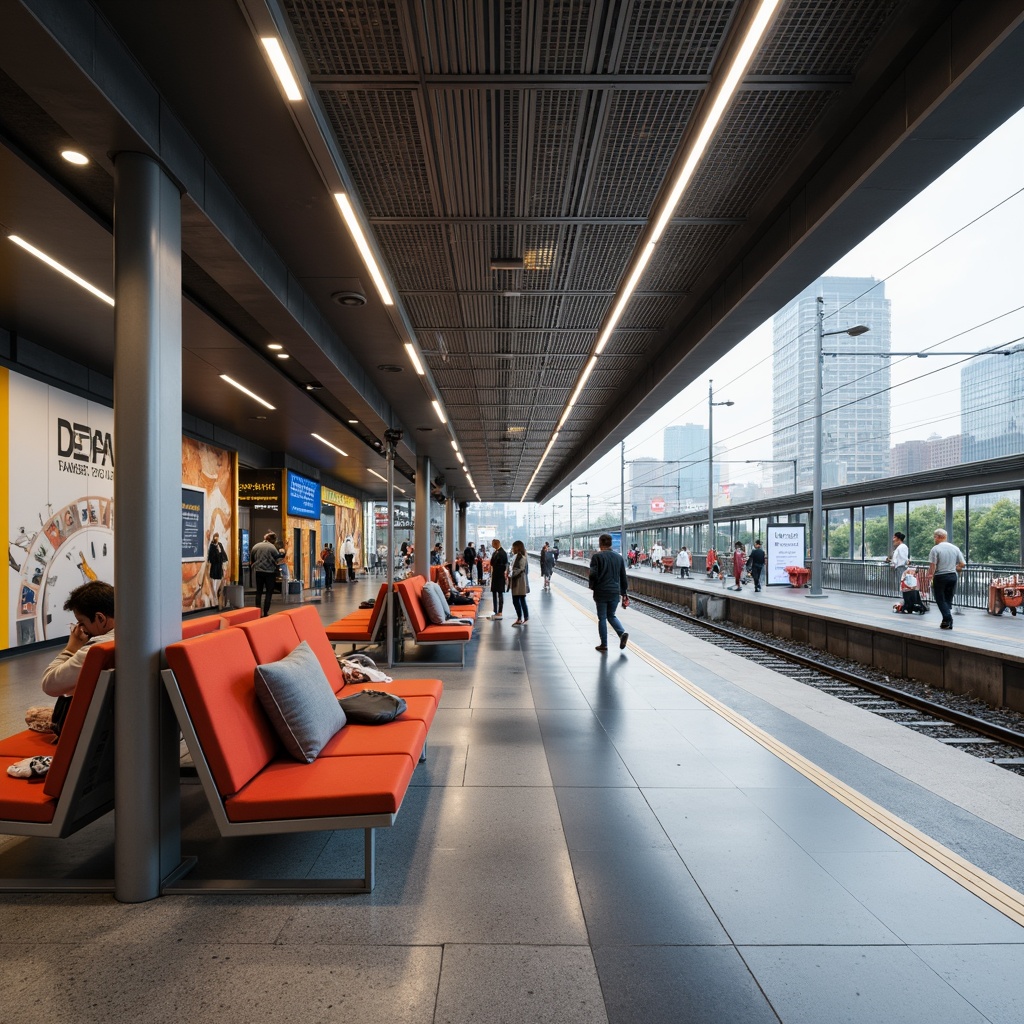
[224,752,415,822]
[165,630,279,797]
[0,764,57,823]
[320,719,426,758]
[0,729,58,758]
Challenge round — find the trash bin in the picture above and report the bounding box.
[284,580,303,604]
[222,583,245,609]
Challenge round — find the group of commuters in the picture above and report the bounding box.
[889,528,966,629]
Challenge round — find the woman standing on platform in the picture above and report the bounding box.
[731,541,746,590]
[509,540,530,625]
[206,532,228,607]
[540,542,555,590]
[488,538,508,620]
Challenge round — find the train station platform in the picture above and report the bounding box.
[558,556,1024,711]
[2,573,1024,1022]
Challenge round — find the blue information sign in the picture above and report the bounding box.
[286,470,321,519]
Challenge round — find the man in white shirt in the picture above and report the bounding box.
[42,581,116,697]
[651,541,663,570]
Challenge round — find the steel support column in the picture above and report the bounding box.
[112,152,182,902]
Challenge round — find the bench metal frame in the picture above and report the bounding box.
[0,668,116,892]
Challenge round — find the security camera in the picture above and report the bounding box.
[383,428,404,445]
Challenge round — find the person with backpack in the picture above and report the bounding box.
[341,536,356,583]
[321,543,336,592]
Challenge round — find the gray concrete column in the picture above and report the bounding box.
[113,152,183,902]
[414,456,431,579]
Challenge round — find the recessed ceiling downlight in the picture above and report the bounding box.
[332,290,367,307]
[61,149,89,166]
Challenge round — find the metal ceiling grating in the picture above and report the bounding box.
[271,0,935,499]
[614,0,736,75]
[752,0,904,76]
[319,91,433,217]
[374,224,455,291]
[584,90,700,218]
[642,222,743,291]
[564,224,644,290]
[525,90,586,218]
[286,0,409,75]
[680,90,839,219]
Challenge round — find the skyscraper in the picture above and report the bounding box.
[664,424,709,506]
[772,277,891,491]
[961,346,1024,462]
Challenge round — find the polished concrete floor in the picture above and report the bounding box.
[2,572,1024,1023]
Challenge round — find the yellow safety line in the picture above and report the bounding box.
[556,584,1024,928]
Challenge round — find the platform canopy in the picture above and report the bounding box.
[1,1,1023,501]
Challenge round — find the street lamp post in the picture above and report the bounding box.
[569,482,587,559]
[812,297,869,598]
[708,379,734,560]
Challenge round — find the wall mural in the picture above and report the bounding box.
[1,367,236,651]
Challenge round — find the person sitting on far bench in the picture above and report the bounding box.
[41,581,116,697]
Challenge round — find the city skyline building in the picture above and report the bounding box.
[960,346,1024,463]
[772,276,892,492]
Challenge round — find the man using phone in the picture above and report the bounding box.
[41,581,116,697]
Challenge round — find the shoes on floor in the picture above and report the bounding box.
[595,645,608,652]
[619,631,629,650]
[487,614,502,620]
[512,619,523,626]
[940,621,952,629]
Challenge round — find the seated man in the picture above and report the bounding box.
[42,581,116,697]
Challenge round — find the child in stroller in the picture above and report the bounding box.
[894,566,927,614]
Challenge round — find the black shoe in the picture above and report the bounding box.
[940,621,952,629]
[595,645,608,652]
[619,632,629,650]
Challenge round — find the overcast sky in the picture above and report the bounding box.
[537,102,1024,523]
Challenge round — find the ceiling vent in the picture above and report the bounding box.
[332,290,367,307]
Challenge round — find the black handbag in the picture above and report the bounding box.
[338,689,407,724]
[50,694,73,738]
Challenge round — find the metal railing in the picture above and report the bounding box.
[820,559,1020,610]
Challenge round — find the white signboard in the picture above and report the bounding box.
[766,523,805,586]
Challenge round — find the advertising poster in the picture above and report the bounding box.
[181,438,234,611]
[766,523,806,586]
[181,485,206,561]
[3,369,115,648]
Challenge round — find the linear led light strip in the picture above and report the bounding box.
[334,193,393,306]
[523,0,781,500]
[312,433,347,457]
[8,234,115,306]
[220,374,275,409]
[368,468,405,494]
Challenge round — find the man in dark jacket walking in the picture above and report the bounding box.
[588,533,629,652]
[748,538,766,592]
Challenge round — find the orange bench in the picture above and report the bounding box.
[395,574,475,667]
[0,641,116,891]
[325,582,389,650]
[162,609,442,893]
[181,607,262,639]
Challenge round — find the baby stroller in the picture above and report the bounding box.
[893,566,928,614]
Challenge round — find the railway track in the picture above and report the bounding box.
[561,572,1024,772]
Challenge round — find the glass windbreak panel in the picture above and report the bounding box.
[968,490,1020,565]
[863,504,889,559]
[908,499,945,565]
[827,509,851,558]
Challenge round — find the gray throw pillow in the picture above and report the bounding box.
[254,641,346,762]
[420,580,451,625]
